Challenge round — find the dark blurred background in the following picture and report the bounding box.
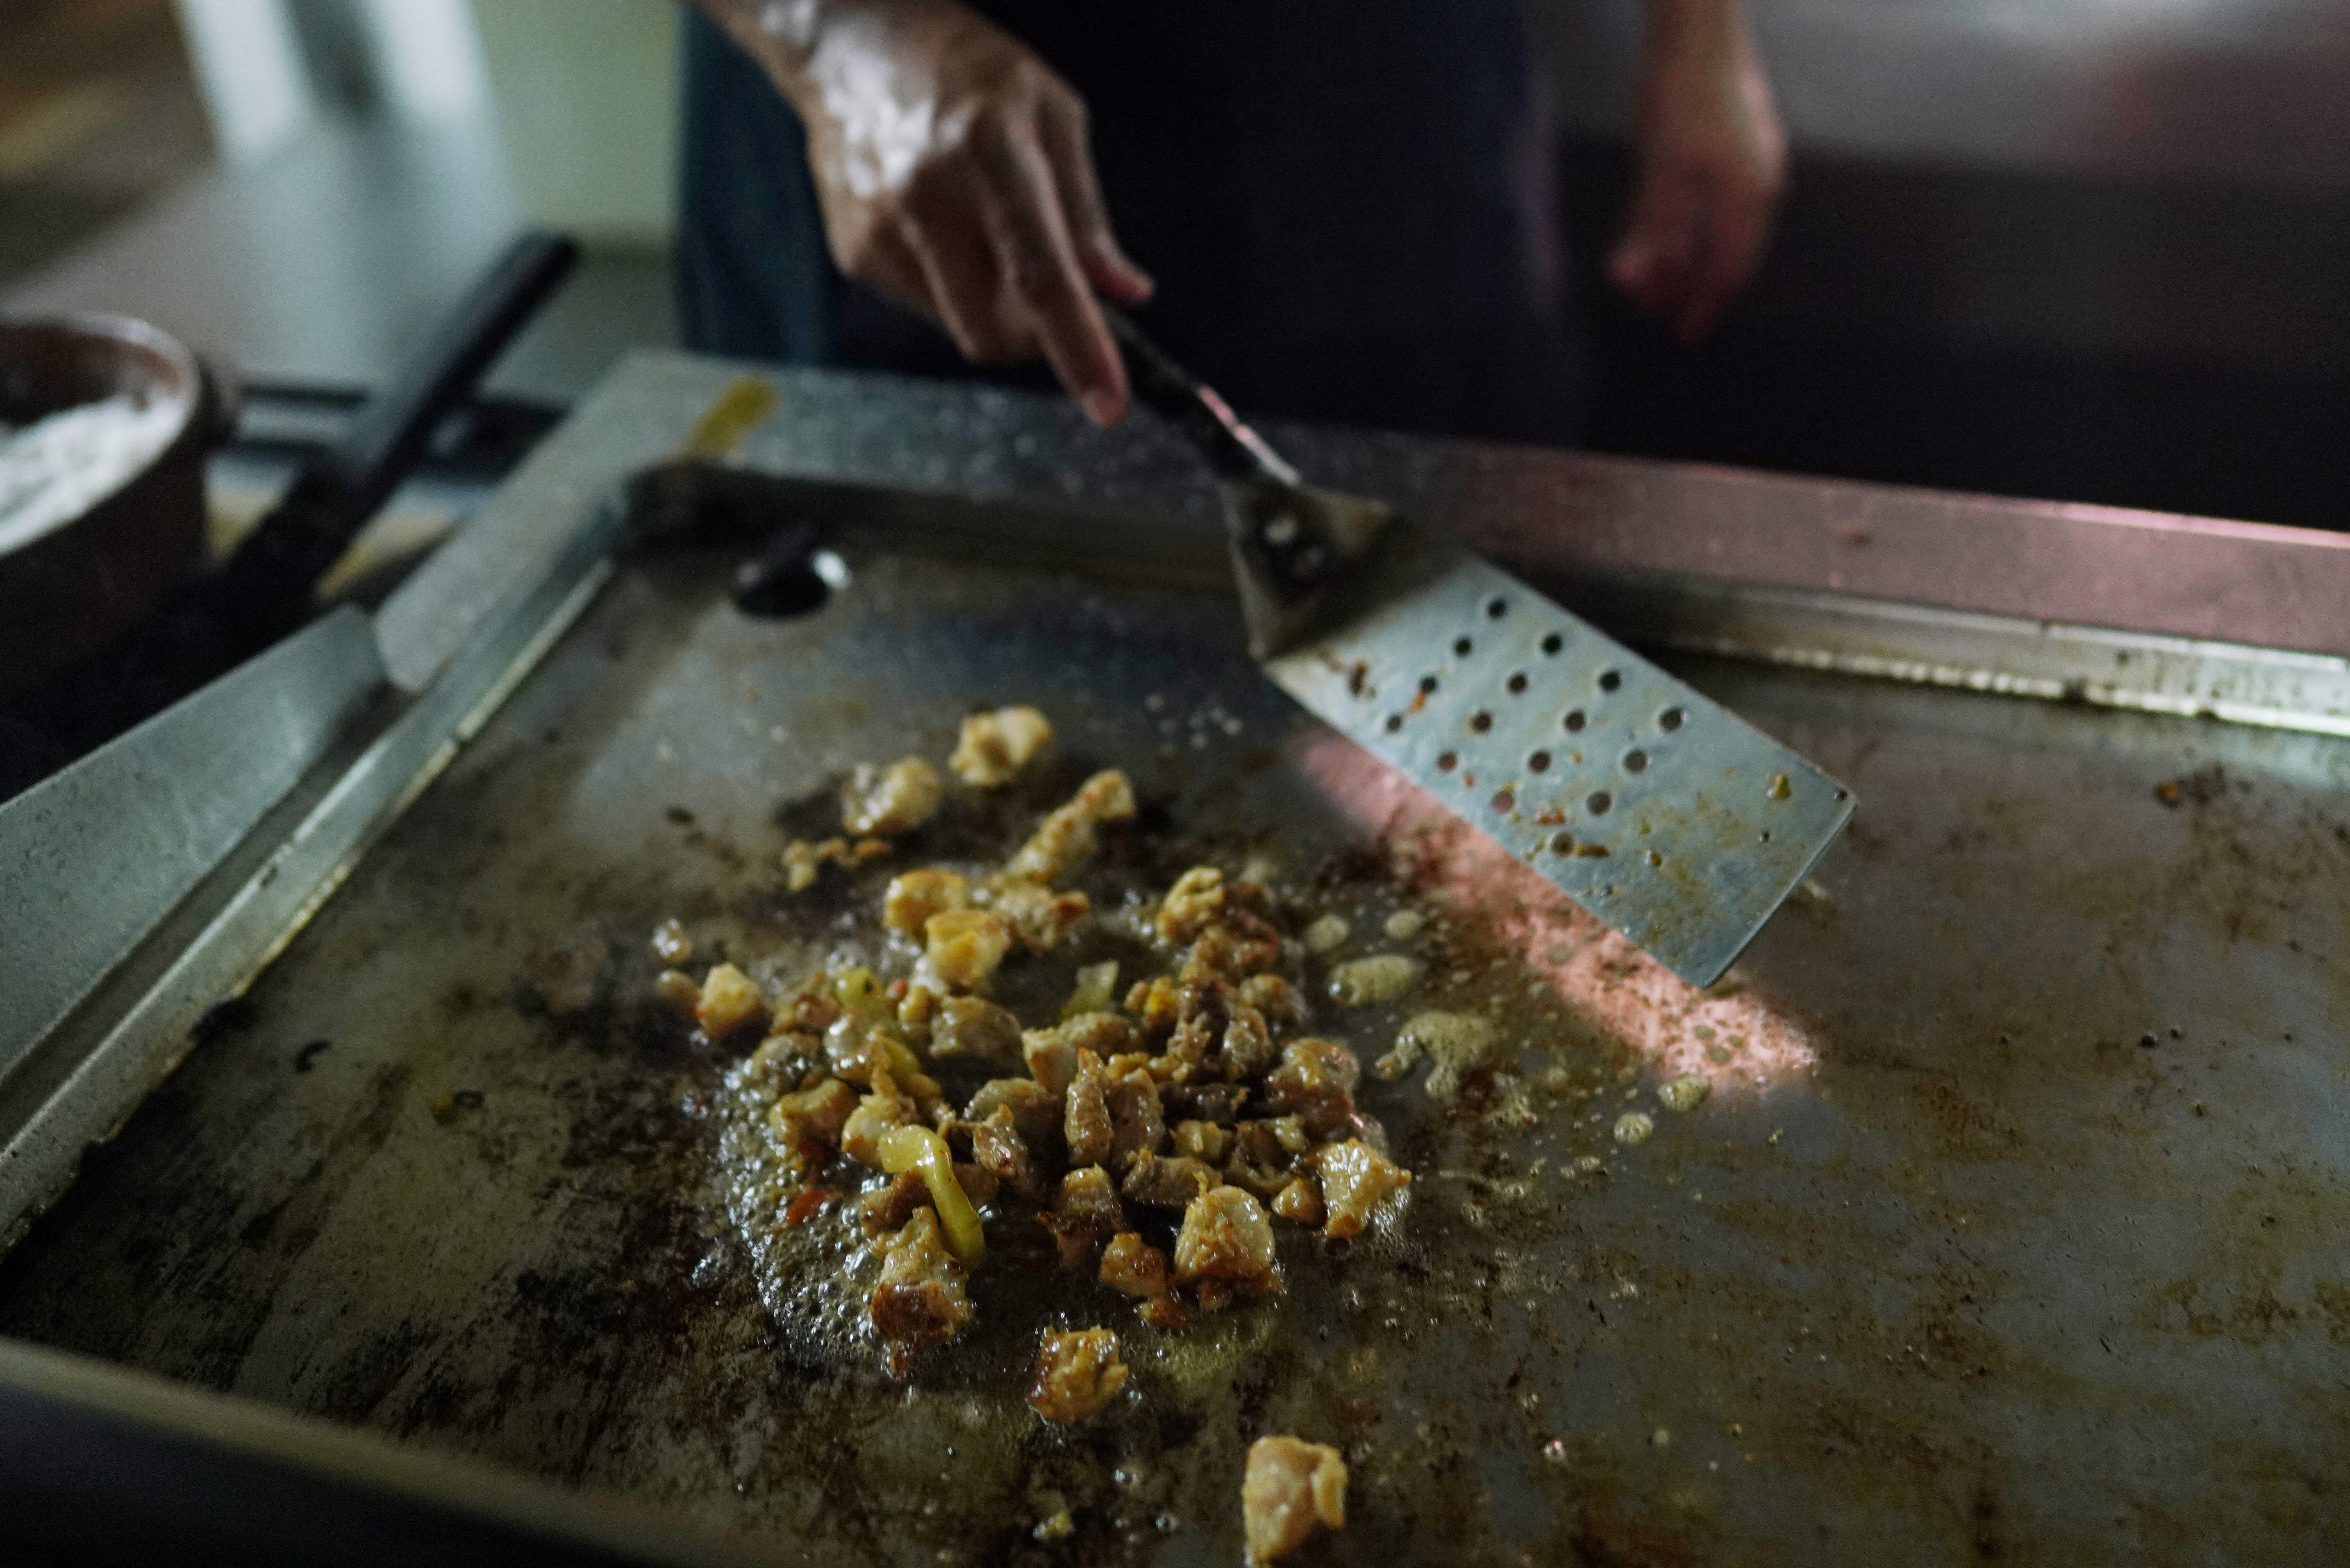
[4,0,2346,529]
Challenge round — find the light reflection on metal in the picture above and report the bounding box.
[1290,729,1818,1093]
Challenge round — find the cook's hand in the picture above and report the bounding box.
[704,0,1152,425]
[1608,0,1786,343]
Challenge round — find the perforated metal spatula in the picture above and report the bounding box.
[1105,307,1853,986]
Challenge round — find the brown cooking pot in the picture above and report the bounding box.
[0,315,236,701]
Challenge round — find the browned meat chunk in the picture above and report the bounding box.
[950,705,1052,787]
[841,1073,915,1168]
[1225,1121,1297,1198]
[1063,1050,1114,1168]
[859,1169,932,1234]
[1167,1082,1248,1126]
[1124,974,1181,1041]
[693,962,765,1041]
[1173,1186,1277,1284]
[884,868,967,934]
[930,995,1023,1065]
[1264,1038,1361,1139]
[1272,1176,1325,1227]
[841,756,942,837]
[1041,1164,1124,1268]
[1098,1232,1170,1298]
[1121,1154,1216,1209]
[969,1108,1047,1202]
[769,1077,856,1162]
[1025,1327,1128,1422]
[1007,770,1135,885]
[966,1078,1059,1147]
[987,875,1092,951]
[869,1209,971,1375]
[1242,1436,1348,1563]
[1155,865,1227,944]
[1105,1068,1166,1173]
[1312,1139,1412,1239]
[925,909,1012,990]
[1237,973,1308,1030]
[1220,1002,1278,1079]
[1172,1119,1232,1164]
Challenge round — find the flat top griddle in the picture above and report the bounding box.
[0,357,2345,1566]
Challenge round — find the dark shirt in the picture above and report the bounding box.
[677,4,1584,444]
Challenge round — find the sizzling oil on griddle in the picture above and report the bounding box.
[1,526,2344,1565]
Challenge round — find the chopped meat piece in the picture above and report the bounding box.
[841,1072,915,1168]
[1237,973,1309,1030]
[925,909,1012,990]
[1172,1119,1232,1164]
[783,836,875,891]
[1125,979,1182,1048]
[1264,1038,1362,1139]
[694,962,765,1041]
[651,967,700,1014]
[1022,1028,1078,1098]
[1155,866,1226,944]
[1122,1154,1217,1209]
[1242,1436,1348,1564]
[869,1209,971,1376]
[859,1169,932,1234]
[1173,1186,1277,1284]
[825,1020,942,1106]
[746,1029,820,1082]
[987,875,1092,950]
[930,995,1024,1065]
[1220,1002,1278,1079]
[1312,1139,1412,1239]
[950,705,1053,787]
[650,918,693,966]
[966,1078,1059,1147]
[1098,1232,1170,1298]
[842,756,943,837]
[1168,1082,1248,1126]
[1180,916,1283,985]
[969,1107,1047,1202]
[1105,1070,1167,1173]
[1272,1176,1325,1227]
[1140,1293,1193,1330]
[1064,1050,1114,1167]
[1043,1164,1124,1268]
[895,979,941,1043]
[775,982,843,1036]
[884,868,968,934]
[525,938,610,1018]
[1007,769,1135,884]
[770,1077,857,1161]
[1225,1122,1296,1199]
[1026,1327,1128,1422]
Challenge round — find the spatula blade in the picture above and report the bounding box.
[1262,550,1852,988]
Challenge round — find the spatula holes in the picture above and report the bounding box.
[1623,749,1648,774]
[1550,832,1576,855]
[1659,707,1685,732]
[1528,750,1551,773]
[1587,791,1613,815]
[1419,674,1439,695]
[1437,751,1458,772]
[1563,710,1586,733]
[1469,711,1493,733]
[1453,637,1473,657]
[1597,670,1622,693]
[1541,632,1564,655]
[1505,671,1528,695]
[1491,788,1516,814]
[1383,714,1403,734]
[1486,597,1509,619]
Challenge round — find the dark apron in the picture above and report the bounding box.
[676,3,1584,445]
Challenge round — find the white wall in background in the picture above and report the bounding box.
[354,0,491,124]
[467,0,679,249]
[173,0,318,161]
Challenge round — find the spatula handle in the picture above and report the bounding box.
[1101,305,1300,488]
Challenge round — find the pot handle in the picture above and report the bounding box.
[193,355,243,450]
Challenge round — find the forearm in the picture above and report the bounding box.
[686,0,964,121]
[1639,0,1749,59]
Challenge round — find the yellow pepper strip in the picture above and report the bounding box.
[876,1124,985,1267]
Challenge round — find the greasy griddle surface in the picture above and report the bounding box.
[2,527,2347,1565]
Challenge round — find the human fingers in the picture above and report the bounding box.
[1669,177,1774,343]
[1608,171,1705,321]
[1036,89,1153,305]
[899,169,1030,361]
[970,110,1130,426]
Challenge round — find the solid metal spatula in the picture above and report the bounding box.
[1105,307,1853,986]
